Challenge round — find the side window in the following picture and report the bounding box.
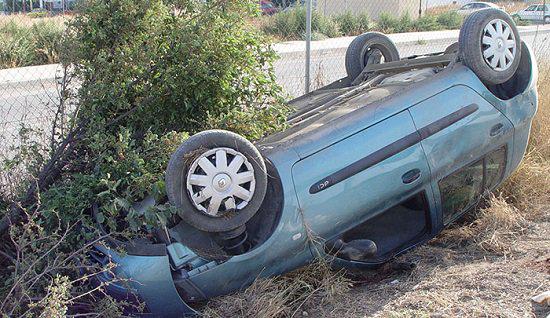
[439,159,484,224]
[439,147,507,225]
[461,4,472,9]
[537,5,547,11]
[526,5,536,11]
[484,147,506,191]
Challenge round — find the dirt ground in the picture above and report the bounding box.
[308,219,550,318]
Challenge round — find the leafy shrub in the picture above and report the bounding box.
[378,12,415,33]
[1,0,289,314]
[261,9,466,41]
[413,14,443,32]
[36,0,287,233]
[436,11,463,29]
[334,11,370,36]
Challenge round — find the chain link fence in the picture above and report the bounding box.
[1,0,549,143]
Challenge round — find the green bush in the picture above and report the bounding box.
[47,0,288,232]
[335,11,370,36]
[261,9,466,41]
[378,12,415,33]
[413,14,443,32]
[2,1,289,313]
[436,11,463,29]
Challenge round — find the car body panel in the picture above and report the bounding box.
[409,85,515,227]
[291,111,436,240]
[95,41,539,317]
[94,245,197,317]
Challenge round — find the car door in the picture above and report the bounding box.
[408,86,514,228]
[292,110,436,243]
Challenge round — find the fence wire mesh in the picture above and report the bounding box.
[1,0,549,148]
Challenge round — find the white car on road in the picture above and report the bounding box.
[514,4,550,23]
[457,2,502,16]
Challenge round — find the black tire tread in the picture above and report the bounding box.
[345,32,400,81]
[165,130,268,233]
[459,8,521,85]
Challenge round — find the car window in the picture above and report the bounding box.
[476,3,488,8]
[439,159,483,224]
[485,147,506,191]
[461,4,472,9]
[536,5,547,11]
[525,5,536,11]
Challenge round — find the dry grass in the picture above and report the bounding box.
[0,13,69,28]
[203,261,352,318]
[205,53,550,318]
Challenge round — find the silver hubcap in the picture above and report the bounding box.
[186,148,255,217]
[482,19,517,71]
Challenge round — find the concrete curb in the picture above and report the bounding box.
[0,64,60,87]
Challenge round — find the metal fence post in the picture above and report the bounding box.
[305,0,312,94]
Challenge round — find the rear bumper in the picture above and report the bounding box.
[92,244,197,317]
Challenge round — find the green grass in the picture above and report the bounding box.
[261,9,465,41]
[0,17,65,69]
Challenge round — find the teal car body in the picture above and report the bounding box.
[94,42,538,317]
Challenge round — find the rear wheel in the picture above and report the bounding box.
[459,9,521,85]
[345,32,400,81]
[544,16,550,24]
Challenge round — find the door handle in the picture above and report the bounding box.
[490,123,504,137]
[402,169,421,184]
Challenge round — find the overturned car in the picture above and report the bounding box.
[91,9,538,316]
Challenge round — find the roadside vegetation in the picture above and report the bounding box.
[259,8,464,41]
[0,0,287,316]
[0,15,65,69]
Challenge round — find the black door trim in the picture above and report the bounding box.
[309,103,479,194]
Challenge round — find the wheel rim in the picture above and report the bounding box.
[482,19,517,71]
[186,147,256,217]
[363,47,384,67]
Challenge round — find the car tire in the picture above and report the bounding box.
[165,130,268,233]
[444,42,459,55]
[545,16,550,24]
[459,9,521,85]
[345,32,400,81]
